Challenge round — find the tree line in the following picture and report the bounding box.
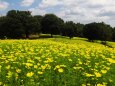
[0,10,115,42]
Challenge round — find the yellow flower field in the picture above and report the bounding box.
[0,39,115,86]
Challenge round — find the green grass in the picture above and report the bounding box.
[108,42,115,48]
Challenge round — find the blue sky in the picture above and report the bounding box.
[0,0,115,27]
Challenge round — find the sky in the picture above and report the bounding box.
[0,0,115,27]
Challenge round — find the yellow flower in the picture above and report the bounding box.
[79,61,82,64]
[105,67,110,70]
[37,63,40,66]
[56,65,60,68]
[38,71,43,75]
[101,70,107,74]
[95,72,101,77]
[25,63,33,68]
[54,65,60,70]
[34,65,38,69]
[109,79,113,82]
[16,69,21,73]
[58,68,64,73]
[68,59,72,62]
[0,65,2,71]
[85,73,94,77]
[46,58,53,63]
[26,72,34,77]
[41,65,46,70]
[15,73,19,79]
[108,58,115,63]
[112,56,115,58]
[73,67,77,70]
[6,65,10,70]
[6,71,13,78]
[82,84,86,86]
[97,84,106,86]
[0,82,2,85]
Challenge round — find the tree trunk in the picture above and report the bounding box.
[51,33,53,38]
[25,30,29,39]
[26,34,29,38]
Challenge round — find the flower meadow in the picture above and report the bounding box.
[0,39,115,86]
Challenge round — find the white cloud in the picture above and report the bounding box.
[29,7,46,15]
[21,0,35,7]
[39,0,62,8]
[0,1,9,10]
[30,0,115,26]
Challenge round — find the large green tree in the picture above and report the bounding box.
[41,14,64,37]
[6,10,41,38]
[83,22,112,42]
[33,15,43,33]
[0,16,7,38]
[83,22,100,41]
[62,21,76,39]
[98,22,112,42]
[112,27,115,41]
[75,23,84,37]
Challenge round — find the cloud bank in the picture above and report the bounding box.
[0,0,115,26]
[21,0,35,7]
[29,0,115,26]
[0,1,9,10]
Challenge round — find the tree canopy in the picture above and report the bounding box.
[0,10,114,42]
[41,14,64,37]
[83,22,112,42]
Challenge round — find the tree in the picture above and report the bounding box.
[97,22,112,42]
[4,17,24,38]
[0,16,7,38]
[16,10,32,38]
[0,15,24,39]
[62,21,76,39]
[112,27,115,41]
[33,15,43,33]
[34,15,43,23]
[41,14,64,37]
[83,22,112,42]
[6,10,17,18]
[6,10,41,38]
[75,23,84,37]
[83,22,99,41]
[26,16,41,35]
